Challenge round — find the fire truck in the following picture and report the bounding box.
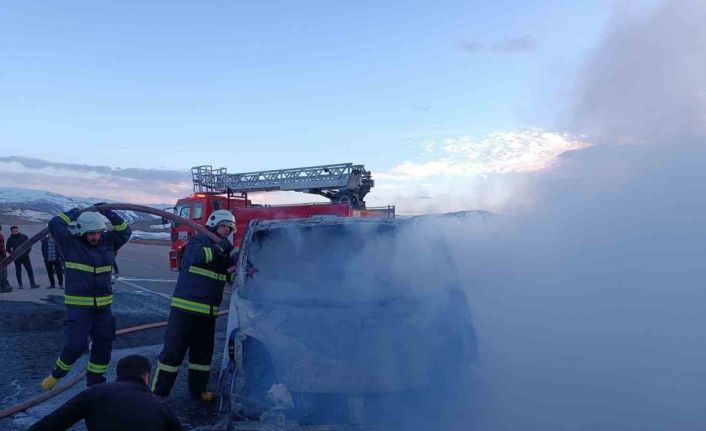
[169,163,395,270]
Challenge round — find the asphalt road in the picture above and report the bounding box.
[0,224,230,431]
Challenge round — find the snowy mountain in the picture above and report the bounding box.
[409,210,495,220]
[0,187,172,223]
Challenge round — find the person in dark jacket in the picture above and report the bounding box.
[6,225,40,289]
[152,210,235,401]
[41,207,132,390]
[0,225,11,292]
[41,234,64,289]
[28,354,183,431]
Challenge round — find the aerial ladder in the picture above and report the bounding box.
[191,163,374,210]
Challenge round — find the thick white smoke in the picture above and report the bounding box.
[434,1,706,429]
[225,3,706,429]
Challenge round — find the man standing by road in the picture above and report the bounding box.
[152,210,235,401]
[41,234,64,289]
[29,354,183,431]
[0,225,11,292]
[41,206,132,390]
[6,225,40,289]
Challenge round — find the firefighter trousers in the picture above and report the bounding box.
[152,308,216,397]
[51,307,116,386]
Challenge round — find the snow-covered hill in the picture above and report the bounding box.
[0,187,172,223]
[409,210,495,220]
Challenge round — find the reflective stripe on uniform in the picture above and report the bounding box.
[65,262,95,272]
[56,357,73,371]
[156,360,179,373]
[95,266,112,274]
[188,362,211,372]
[87,361,109,374]
[95,295,113,306]
[65,261,113,274]
[113,221,128,232]
[188,265,227,281]
[151,361,180,391]
[58,212,71,224]
[171,297,217,315]
[63,295,94,306]
[64,294,113,307]
[203,247,213,264]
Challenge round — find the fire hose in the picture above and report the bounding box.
[0,203,220,273]
[0,204,224,420]
[0,310,229,420]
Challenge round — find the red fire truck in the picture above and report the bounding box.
[168,163,395,270]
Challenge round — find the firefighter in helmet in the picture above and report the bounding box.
[152,209,235,401]
[42,207,132,390]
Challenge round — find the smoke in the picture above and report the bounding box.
[569,0,706,145]
[222,2,706,430]
[429,1,706,429]
[438,144,706,430]
[228,219,480,430]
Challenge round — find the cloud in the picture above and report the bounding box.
[364,129,585,214]
[378,129,586,180]
[492,36,537,52]
[457,40,484,52]
[0,129,582,212]
[458,36,537,53]
[0,156,191,204]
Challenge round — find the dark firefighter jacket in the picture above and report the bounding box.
[172,231,233,316]
[6,232,31,258]
[48,209,131,309]
[27,378,183,431]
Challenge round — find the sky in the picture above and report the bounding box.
[0,0,660,212]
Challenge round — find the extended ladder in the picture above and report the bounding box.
[191,163,374,209]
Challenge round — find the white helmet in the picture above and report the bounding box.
[206,210,236,230]
[70,212,107,235]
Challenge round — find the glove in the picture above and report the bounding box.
[246,262,259,278]
[101,210,120,221]
[94,203,118,220]
[64,208,80,220]
[61,208,80,226]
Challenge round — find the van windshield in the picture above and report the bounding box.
[173,204,191,228]
[239,222,459,304]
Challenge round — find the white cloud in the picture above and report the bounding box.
[0,130,584,213]
[379,129,587,180]
[367,129,587,214]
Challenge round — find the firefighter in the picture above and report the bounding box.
[152,209,235,401]
[41,207,132,390]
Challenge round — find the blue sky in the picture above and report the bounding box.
[0,1,659,210]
